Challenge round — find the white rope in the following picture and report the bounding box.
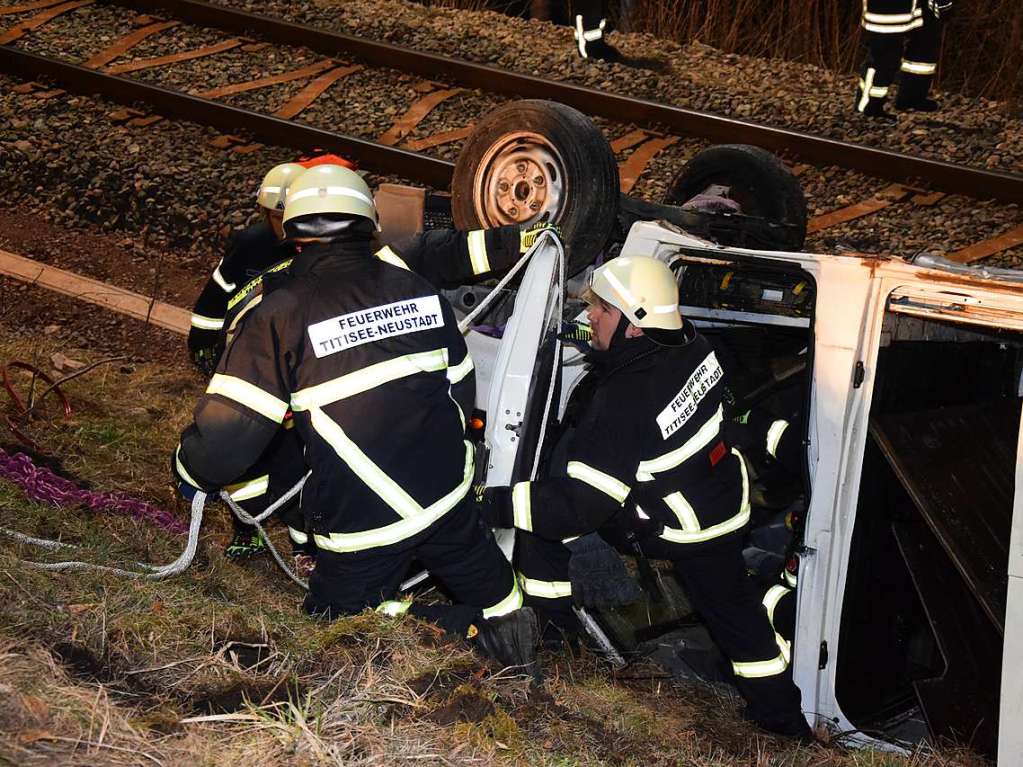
[219,472,310,590]
[0,472,309,585]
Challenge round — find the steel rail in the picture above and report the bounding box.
[109,0,1023,203]
[0,46,455,188]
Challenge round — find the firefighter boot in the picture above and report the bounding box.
[896,72,939,112]
[475,607,541,682]
[225,529,268,559]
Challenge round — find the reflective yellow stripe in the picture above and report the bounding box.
[766,419,789,459]
[900,59,936,75]
[512,481,532,532]
[567,461,630,504]
[309,407,422,519]
[664,492,701,532]
[313,440,474,553]
[783,569,798,588]
[207,374,289,422]
[733,651,789,679]
[375,246,410,271]
[659,448,750,544]
[467,230,490,275]
[863,18,923,32]
[863,9,919,23]
[519,574,572,599]
[446,354,474,385]
[637,405,724,481]
[291,349,449,411]
[376,599,412,616]
[562,536,579,544]
[483,577,523,618]
[288,526,308,545]
[212,262,237,293]
[225,474,269,501]
[174,446,202,488]
[762,584,791,627]
[191,313,224,331]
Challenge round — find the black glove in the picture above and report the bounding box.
[565,533,643,608]
[557,321,592,353]
[190,345,222,378]
[469,484,514,529]
[519,221,562,253]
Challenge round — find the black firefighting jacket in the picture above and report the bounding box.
[861,0,942,33]
[503,321,748,552]
[189,225,522,376]
[175,236,482,554]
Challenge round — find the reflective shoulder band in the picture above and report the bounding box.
[375,246,410,271]
[467,230,490,275]
[191,313,224,331]
[482,577,523,619]
[567,461,630,504]
[446,354,474,385]
[207,374,289,423]
[512,481,532,532]
[292,349,449,411]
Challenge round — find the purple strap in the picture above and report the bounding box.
[0,447,186,535]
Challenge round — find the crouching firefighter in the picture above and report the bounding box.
[472,255,811,738]
[173,164,539,672]
[187,161,311,561]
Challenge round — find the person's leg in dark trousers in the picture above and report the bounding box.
[856,31,904,117]
[415,504,521,619]
[672,537,808,736]
[896,5,941,110]
[265,426,312,554]
[515,530,577,637]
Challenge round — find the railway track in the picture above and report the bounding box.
[0,0,1022,264]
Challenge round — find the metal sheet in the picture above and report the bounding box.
[870,401,1017,633]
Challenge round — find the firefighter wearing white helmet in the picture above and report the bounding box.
[174,162,542,671]
[473,254,812,740]
[186,161,307,561]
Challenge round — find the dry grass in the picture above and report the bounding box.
[0,328,994,766]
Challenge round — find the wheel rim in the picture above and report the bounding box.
[472,132,566,228]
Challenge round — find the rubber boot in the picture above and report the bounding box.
[474,607,541,682]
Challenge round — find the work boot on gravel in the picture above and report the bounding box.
[225,530,268,559]
[475,607,541,682]
[858,101,897,122]
[744,706,815,742]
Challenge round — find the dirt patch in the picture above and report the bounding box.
[426,689,496,725]
[186,676,302,715]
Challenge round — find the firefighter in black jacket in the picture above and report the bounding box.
[473,255,810,738]
[190,162,532,562]
[174,164,538,667]
[855,0,952,118]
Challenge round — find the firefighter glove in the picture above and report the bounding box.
[519,221,562,253]
[557,321,593,353]
[565,533,643,608]
[469,484,513,529]
[190,345,221,378]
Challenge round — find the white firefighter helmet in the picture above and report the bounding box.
[255,162,306,211]
[282,164,377,226]
[584,255,682,331]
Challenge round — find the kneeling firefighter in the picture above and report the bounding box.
[173,164,539,670]
[473,255,810,737]
[188,159,545,563]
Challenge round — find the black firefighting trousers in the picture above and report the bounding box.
[857,5,942,111]
[225,427,308,546]
[304,500,518,620]
[518,530,804,729]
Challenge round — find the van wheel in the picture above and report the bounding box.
[452,100,619,275]
[663,144,808,251]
